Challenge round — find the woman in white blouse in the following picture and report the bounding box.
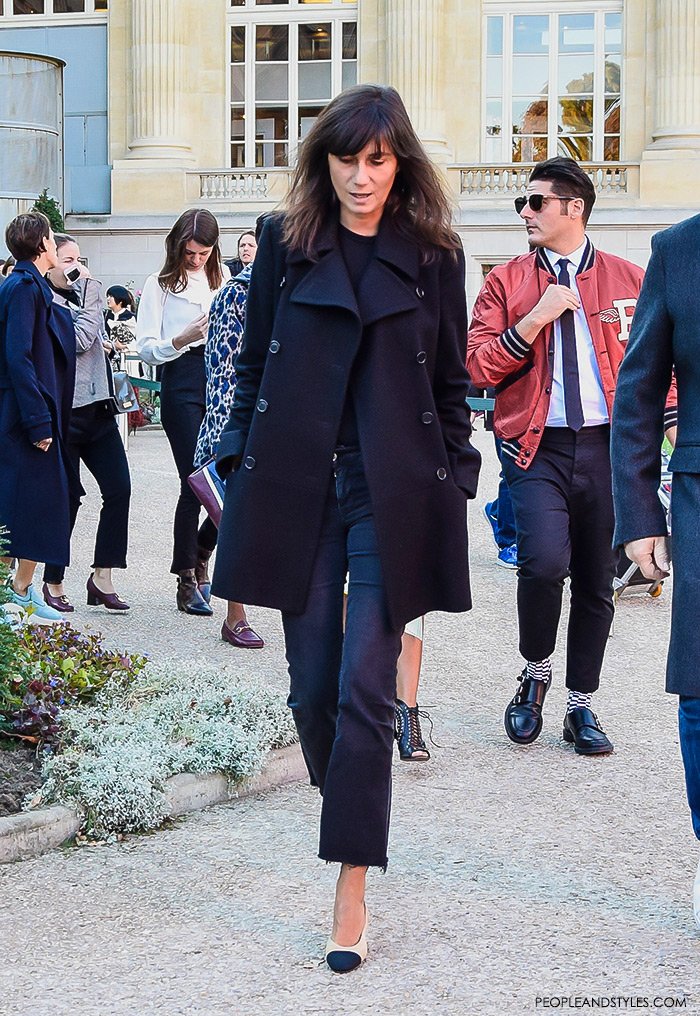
[136,209,229,615]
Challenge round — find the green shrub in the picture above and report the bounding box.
[32,189,64,232]
[30,659,297,836]
[0,623,145,742]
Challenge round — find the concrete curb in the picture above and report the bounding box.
[0,743,305,865]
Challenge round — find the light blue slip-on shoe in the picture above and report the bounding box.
[11,583,62,622]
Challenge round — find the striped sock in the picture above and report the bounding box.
[567,689,593,712]
[526,658,552,683]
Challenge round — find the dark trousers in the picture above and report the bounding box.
[493,436,517,548]
[44,403,131,584]
[282,449,403,869]
[679,698,700,840]
[159,351,217,573]
[503,426,616,693]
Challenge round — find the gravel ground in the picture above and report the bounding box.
[1,425,697,1016]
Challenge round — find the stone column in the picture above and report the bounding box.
[651,0,700,150]
[127,0,191,158]
[384,0,450,162]
[640,0,700,202]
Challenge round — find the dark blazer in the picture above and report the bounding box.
[611,213,700,695]
[0,260,76,564]
[212,214,481,628]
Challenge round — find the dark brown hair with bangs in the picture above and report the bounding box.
[283,84,459,261]
[158,208,224,293]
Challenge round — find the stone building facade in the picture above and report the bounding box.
[1,0,699,303]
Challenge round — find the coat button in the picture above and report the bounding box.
[532,426,541,434]
[520,458,527,465]
[279,276,286,288]
[421,412,434,424]
[545,386,551,395]
[269,340,280,353]
[257,399,268,413]
[436,467,447,480]
[416,286,425,299]
[524,449,531,457]
[416,351,427,364]
[244,456,256,469]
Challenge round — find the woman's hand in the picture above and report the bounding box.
[173,314,209,351]
[34,437,52,452]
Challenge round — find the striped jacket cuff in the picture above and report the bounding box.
[664,408,678,430]
[499,326,530,360]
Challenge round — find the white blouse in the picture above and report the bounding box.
[135,266,230,366]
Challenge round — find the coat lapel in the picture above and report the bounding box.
[17,261,72,364]
[289,214,422,327]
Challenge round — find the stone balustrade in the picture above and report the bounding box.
[452,163,639,198]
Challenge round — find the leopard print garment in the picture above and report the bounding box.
[194,265,252,469]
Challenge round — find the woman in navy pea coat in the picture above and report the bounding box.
[212,85,481,970]
[0,217,76,577]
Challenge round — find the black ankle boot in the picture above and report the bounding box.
[195,547,213,603]
[176,569,213,616]
[394,699,431,761]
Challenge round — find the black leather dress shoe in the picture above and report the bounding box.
[562,707,614,755]
[176,570,213,616]
[504,669,550,745]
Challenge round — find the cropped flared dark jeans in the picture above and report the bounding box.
[159,350,217,573]
[282,448,403,869]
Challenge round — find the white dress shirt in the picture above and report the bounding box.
[544,241,609,428]
[135,266,230,366]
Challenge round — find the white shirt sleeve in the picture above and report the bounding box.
[135,274,181,366]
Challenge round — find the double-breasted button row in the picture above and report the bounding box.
[245,456,256,469]
[257,399,268,413]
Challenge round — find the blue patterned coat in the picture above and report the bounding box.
[194,265,252,469]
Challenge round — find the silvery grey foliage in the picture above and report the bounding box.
[28,660,297,836]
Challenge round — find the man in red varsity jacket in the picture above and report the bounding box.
[467,157,677,757]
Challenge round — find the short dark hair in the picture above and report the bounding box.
[106,285,135,311]
[5,212,51,261]
[529,157,596,225]
[1,256,16,276]
[54,232,77,251]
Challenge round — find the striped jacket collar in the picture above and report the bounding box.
[535,236,595,277]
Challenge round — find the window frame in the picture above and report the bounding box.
[227,1,358,170]
[482,1,623,165]
[0,0,107,20]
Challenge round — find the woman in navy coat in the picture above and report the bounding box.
[0,212,76,621]
[213,85,480,970]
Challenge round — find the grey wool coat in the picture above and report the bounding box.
[212,213,481,629]
[611,213,700,696]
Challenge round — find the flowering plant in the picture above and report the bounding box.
[0,623,146,744]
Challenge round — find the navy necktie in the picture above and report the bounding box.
[556,258,584,432]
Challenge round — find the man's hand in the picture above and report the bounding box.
[34,437,52,452]
[516,284,581,345]
[624,536,671,581]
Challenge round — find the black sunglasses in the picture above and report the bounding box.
[514,194,579,214]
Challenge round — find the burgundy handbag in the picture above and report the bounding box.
[187,458,226,528]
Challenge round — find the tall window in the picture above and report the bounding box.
[229,1,357,168]
[484,6,622,163]
[0,0,107,15]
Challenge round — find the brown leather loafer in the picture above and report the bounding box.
[221,619,264,649]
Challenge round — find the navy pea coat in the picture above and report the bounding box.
[212,214,481,629]
[611,214,700,696]
[0,261,76,564]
